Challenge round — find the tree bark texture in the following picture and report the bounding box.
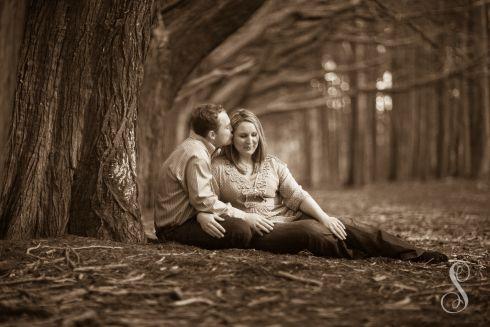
[0,0,154,242]
[0,0,26,180]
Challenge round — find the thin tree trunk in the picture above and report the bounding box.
[321,106,331,184]
[388,48,399,181]
[333,108,342,184]
[347,84,358,185]
[448,78,458,177]
[427,85,439,177]
[436,78,450,178]
[459,10,472,178]
[418,86,428,180]
[409,48,420,179]
[479,2,490,179]
[305,108,322,188]
[346,42,367,186]
[370,91,377,182]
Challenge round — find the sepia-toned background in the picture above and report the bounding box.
[2,1,489,212]
[0,1,488,325]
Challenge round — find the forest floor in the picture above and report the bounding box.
[0,180,489,326]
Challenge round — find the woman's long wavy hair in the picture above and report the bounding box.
[222,109,268,170]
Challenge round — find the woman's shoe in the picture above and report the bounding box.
[410,251,448,264]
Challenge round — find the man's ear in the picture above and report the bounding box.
[208,130,216,141]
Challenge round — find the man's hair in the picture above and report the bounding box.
[190,104,225,137]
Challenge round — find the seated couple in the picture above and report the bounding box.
[154,104,447,263]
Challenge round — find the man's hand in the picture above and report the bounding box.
[321,216,347,240]
[243,213,274,236]
[196,212,226,238]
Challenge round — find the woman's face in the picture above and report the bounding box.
[233,121,259,158]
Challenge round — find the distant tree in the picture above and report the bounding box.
[478,2,490,180]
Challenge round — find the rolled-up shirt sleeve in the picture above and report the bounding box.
[186,157,246,219]
[277,161,311,211]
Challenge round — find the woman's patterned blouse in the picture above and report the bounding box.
[211,155,311,223]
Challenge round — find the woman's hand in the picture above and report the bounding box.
[243,213,274,236]
[196,212,226,238]
[321,216,347,240]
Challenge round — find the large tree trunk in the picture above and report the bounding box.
[0,0,265,241]
[0,0,26,180]
[0,0,154,241]
[138,0,265,209]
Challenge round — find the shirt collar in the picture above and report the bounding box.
[189,130,216,157]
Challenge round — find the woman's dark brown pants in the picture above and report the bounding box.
[156,216,425,260]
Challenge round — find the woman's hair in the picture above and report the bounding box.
[223,109,268,167]
[190,103,225,137]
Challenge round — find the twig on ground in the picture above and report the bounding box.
[106,273,146,284]
[65,249,78,269]
[26,243,43,260]
[393,282,418,292]
[61,310,99,326]
[0,276,76,286]
[51,288,88,302]
[157,251,199,256]
[73,264,128,272]
[173,297,215,306]
[70,245,124,250]
[383,296,420,310]
[247,295,280,307]
[276,271,323,287]
[26,243,42,255]
[88,286,129,296]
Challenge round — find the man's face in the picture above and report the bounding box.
[212,111,233,147]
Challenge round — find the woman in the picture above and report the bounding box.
[211,109,448,263]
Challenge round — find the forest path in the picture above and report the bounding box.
[1,181,488,326]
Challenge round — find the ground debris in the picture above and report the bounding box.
[0,300,52,320]
[0,181,488,325]
[276,271,323,287]
[61,310,100,327]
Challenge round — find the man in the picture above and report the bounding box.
[154,104,274,249]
